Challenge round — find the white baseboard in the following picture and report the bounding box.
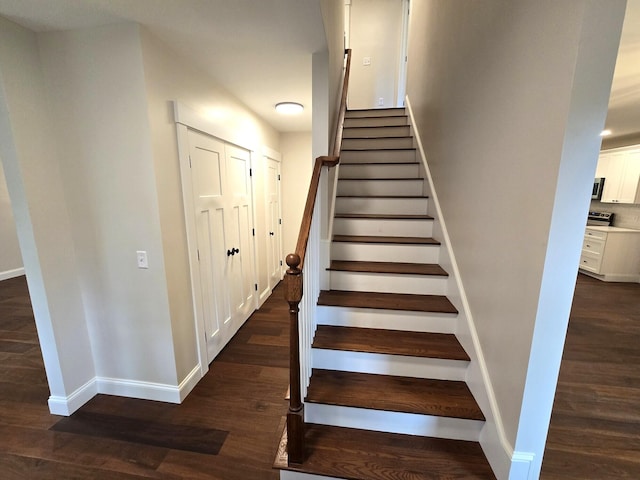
[0,267,25,281]
[509,451,536,479]
[48,377,97,416]
[259,285,271,308]
[178,364,203,402]
[47,364,203,416]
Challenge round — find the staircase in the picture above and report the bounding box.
[276,108,495,479]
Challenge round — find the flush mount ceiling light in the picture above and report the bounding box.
[275,102,304,114]
[600,129,612,137]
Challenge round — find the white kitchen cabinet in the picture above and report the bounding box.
[598,148,640,204]
[579,227,640,282]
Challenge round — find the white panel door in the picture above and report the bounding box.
[188,130,255,362]
[225,144,255,327]
[266,157,283,289]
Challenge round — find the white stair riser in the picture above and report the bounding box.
[342,126,411,138]
[345,109,405,118]
[335,197,428,215]
[337,179,423,197]
[333,217,433,237]
[305,403,483,442]
[313,349,468,381]
[339,163,420,179]
[331,242,440,263]
[281,471,341,480]
[329,271,447,295]
[317,305,457,334]
[340,149,416,163]
[344,116,408,127]
[342,137,413,150]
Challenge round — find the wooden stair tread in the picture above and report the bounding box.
[333,235,440,245]
[340,161,419,165]
[328,260,447,276]
[334,213,433,220]
[306,369,484,420]
[338,177,423,181]
[318,290,458,314]
[336,194,428,198]
[275,423,495,479]
[341,147,416,151]
[313,325,469,361]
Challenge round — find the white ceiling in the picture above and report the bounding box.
[605,0,640,138]
[0,1,638,138]
[0,0,327,133]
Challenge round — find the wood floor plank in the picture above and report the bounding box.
[318,289,458,314]
[541,274,640,479]
[328,260,448,276]
[313,325,469,361]
[306,369,484,420]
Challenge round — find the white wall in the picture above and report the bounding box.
[281,132,313,258]
[139,28,282,377]
[348,0,403,109]
[0,16,96,413]
[37,24,179,389]
[0,159,22,279]
[406,1,625,477]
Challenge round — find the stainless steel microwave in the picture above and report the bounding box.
[592,177,605,200]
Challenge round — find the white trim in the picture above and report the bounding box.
[96,376,182,404]
[306,403,483,441]
[396,0,410,107]
[579,269,640,283]
[48,377,97,416]
[177,364,203,402]
[0,267,25,281]
[510,451,535,480]
[405,96,513,477]
[175,122,209,377]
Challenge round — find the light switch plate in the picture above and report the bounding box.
[136,250,149,269]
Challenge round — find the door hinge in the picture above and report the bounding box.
[197,249,200,261]
[280,260,283,266]
[249,168,253,177]
[188,155,192,168]
[252,228,255,236]
[278,174,281,181]
[254,283,258,291]
[279,218,282,225]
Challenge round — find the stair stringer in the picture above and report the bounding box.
[406,97,533,480]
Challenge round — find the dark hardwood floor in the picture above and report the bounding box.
[541,274,640,479]
[1,273,638,479]
[0,275,289,480]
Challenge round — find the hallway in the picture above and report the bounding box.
[0,276,288,479]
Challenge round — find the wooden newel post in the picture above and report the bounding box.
[284,253,305,464]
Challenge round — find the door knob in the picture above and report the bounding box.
[270,232,274,236]
[227,249,234,257]
[233,248,239,254]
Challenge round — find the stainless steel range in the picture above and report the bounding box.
[587,211,614,227]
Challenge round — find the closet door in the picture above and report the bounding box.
[265,156,283,289]
[187,130,255,362]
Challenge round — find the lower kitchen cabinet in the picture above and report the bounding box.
[579,227,640,282]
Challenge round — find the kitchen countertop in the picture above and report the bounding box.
[586,225,640,233]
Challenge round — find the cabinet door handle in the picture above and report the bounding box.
[270,232,274,236]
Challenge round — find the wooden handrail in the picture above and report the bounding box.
[284,48,351,465]
[332,49,352,158]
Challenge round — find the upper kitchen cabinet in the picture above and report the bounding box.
[598,147,640,204]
